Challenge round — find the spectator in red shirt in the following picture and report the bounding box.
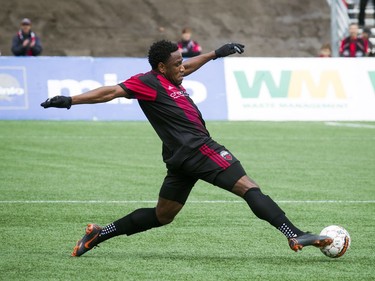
[177,27,202,58]
[339,23,368,57]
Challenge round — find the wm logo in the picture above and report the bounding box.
[234,70,346,99]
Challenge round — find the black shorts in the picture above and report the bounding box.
[159,140,246,204]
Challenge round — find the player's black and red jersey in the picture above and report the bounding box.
[119,70,211,168]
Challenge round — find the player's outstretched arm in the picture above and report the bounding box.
[41,85,128,109]
[183,43,245,77]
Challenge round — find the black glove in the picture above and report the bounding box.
[214,43,245,59]
[40,96,72,109]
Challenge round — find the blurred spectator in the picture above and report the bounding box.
[358,0,375,27]
[361,27,374,56]
[339,23,368,57]
[11,18,42,56]
[318,43,332,57]
[177,27,202,58]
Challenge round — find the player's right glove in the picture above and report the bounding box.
[40,96,72,109]
[214,43,245,59]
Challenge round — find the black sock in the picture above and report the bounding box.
[244,188,304,238]
[97,207,162,243]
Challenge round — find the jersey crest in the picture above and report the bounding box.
[220,150,232,161]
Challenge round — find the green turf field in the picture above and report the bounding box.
[0,121,374,281]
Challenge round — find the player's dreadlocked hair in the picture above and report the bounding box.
[148,40,179,70]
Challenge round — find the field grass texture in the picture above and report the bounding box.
[0,121,374,280]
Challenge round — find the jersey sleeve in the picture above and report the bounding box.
[118,74,157,101]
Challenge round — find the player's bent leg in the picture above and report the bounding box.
[231,176,295,231]
[216,169,332,253]
[231,176,332,252]
[72,170,195,257]
[72,206,165,257]
[155,168,195,224]
[155,197,184,225]
[72,198,184,257]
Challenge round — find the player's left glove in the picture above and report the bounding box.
[40,96,72,109]
[214,43,245,59]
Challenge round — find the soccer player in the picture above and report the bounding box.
[41,40,332,257]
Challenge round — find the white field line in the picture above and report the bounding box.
[0,200,374,204]
[325,122,375,129]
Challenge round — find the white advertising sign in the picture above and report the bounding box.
[224,58,375,121]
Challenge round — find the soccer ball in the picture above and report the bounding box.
[320,225,351,258]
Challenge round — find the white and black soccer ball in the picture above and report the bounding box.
[320,225,351,258]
